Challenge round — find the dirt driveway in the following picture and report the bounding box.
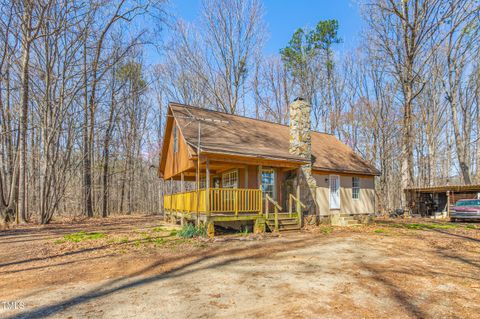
[0,215,479,319]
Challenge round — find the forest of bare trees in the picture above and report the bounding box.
[0,0,479,224]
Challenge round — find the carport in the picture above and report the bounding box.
[405,185,480,217]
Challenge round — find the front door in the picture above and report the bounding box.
[329,175,340,210]
[261,168,275,199]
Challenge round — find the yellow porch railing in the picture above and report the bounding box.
[164,188,263,215]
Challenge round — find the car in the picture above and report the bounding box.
[450,199,480,222]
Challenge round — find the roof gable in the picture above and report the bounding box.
[166,102,380,176]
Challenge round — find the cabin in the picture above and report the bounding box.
[158,99,380,236]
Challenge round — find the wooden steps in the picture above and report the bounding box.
[265,213,301,232]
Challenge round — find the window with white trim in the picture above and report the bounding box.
[222,170,238,188]
[173,126,178,153]
[352,177,360,199]
[261,168,275,199]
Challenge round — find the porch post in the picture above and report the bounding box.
[258,165,263,214]
[258,165,262,189]
[170,177,173,215]
[180,172,185,192]
[206,159,210,215]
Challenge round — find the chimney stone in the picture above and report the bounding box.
[289,97,312,159]
[289,98,318,219]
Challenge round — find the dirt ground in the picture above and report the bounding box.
[0,215,479,319]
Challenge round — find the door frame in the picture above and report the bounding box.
[329,174,340,210]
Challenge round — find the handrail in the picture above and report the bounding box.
[288,193,306,224]
[265,194,282,232]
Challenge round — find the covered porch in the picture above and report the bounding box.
[163,153,305,235]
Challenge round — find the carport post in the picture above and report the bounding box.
[446,191,450,218]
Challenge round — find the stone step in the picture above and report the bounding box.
[331,215,362,227]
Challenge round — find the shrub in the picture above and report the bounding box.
[177,224,206,238]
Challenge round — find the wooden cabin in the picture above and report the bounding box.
[158,99,380,236]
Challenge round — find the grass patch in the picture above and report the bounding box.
[465,224,478,229]
[319,226,333,235]
[153,238,166,246]
[55,231,106,244]
[374,229,386,234]
[177,224,206,238]
[405,223,457,230]
[119,237,129,244]
[169,230,178,236]
[389,223,459,231]
[151,226,165,232]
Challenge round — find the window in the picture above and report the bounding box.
[261,169,275,199]
[352,177,360,200]
[222,170,238,188]
[173,126,178,153]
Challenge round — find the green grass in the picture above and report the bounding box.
[151,226,165,232]
[388,223,458,231]
[169,230,178,236]
[374,229,386,234]
[319,226,333,235]
[54,231,106,244]
[153,238,166,246]
[177,224,206,238]
[465,224,478,229]
[404,223,457,230]
[119,237,129,244]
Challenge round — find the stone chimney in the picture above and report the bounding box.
[289,97,312,159]
[289,98,317,220]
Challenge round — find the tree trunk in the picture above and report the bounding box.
[18,11,32,223]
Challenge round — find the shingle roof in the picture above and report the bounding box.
[171,103,380,176]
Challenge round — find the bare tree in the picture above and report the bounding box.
[363,0,462,206]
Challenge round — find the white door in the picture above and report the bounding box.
[330,175,340,209]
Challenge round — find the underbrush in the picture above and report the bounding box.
[177,224,206,238]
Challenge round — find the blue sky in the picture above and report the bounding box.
[152,0,363,62]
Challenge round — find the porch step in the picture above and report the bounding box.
[265,214,301,232]
[266,217,298,224]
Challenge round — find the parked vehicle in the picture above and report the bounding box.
[450,199,480,222]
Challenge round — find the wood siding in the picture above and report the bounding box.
[163,121,195,180]
[313,172,375,215]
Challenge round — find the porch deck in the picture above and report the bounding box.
[163,188,302,235]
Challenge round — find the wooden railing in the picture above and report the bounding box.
[265,194,282,232]
[289,193,306,224]
[164,188,263,216]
